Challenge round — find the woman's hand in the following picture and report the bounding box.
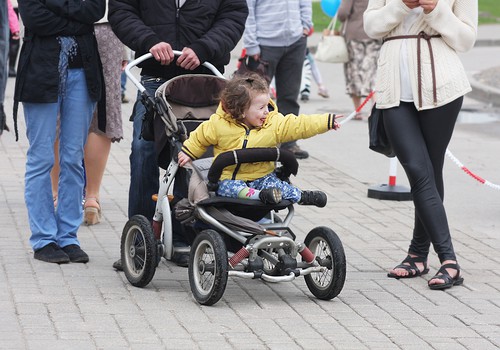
[177,151,192,167]
[419,0,438,14]
[402,0,420,9]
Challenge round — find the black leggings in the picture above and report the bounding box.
[383,97,463,262]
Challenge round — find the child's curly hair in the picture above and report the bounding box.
[220,72,269,122]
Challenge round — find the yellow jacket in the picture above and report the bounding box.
[182,99,336,181]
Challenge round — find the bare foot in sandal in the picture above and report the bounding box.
[428,261,464,290]
[84,197,101,225]
[387,254,429,279]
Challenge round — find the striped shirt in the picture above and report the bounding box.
[243,0,312,56]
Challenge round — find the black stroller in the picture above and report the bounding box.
[120,53,346,305]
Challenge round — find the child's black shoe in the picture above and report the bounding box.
[259,188,282,204]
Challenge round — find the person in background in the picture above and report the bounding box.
[243,0,312,160]
[120,48,131,103]
[50,1,127,224]
[179,73,341,207]
[300,46,330,102]
[82,1,126,225]
[0,0,19,134]
[120,71,128,103]
[364,0,477,289]
[338,0,381,120]
[108,0,248,269]
[14,0,105,263]
[8,0,20,77]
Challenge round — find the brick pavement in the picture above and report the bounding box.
[1,26,500,350]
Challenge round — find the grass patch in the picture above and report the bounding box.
[312,1,500,31]
[478,0,500,24]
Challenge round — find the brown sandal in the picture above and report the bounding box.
[84,197,101,225]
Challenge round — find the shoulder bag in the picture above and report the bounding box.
[315,15,348,64]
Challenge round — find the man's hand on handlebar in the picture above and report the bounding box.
[177,48,201,70]
[150,42,175,65]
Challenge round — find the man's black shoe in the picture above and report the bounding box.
[299,191,327,207]
[61,244,89,263]
[34,243,70,264]
[112,259,123,271]
[172,253,189,267]
[281,144,309,159]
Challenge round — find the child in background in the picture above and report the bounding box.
[178,73,341,207]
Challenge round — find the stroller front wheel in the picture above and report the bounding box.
[304,226,346,300]
[121,215,158,288]
[188,229,228,306]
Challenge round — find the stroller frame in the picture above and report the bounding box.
[121,53,346,306]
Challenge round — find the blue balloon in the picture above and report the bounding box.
[321,0,341,17]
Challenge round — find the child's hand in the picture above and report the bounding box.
[333,115,342,130]
[177,151,192,167]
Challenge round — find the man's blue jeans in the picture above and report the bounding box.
[23,69,95,251]
[128,76,164,219]
[128,75,190,245]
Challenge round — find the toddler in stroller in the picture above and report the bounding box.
[119,54,346,305]
[178,73,340,207]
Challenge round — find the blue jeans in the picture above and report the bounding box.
[23,69,95,251]
[120,71,127,96]
[217,173,302,203]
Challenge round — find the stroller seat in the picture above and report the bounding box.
[197,196,293,222]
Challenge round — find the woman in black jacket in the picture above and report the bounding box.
[15,0,105,264]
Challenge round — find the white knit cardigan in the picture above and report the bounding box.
[364,0,478,110]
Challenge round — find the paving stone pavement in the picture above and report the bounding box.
[1,25,500,350]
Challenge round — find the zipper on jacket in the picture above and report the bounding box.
[231,129,250,180]
[175,0,181,45]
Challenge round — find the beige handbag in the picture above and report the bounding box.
[315,15,348,64]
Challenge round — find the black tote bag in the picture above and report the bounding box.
[368,105,395,158]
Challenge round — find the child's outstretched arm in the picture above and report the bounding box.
[178,151,192,167]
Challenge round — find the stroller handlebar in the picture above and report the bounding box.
[125,51,225,93]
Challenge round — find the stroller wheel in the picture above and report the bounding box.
[188,229,228,306]
[121,215,158,288]
[304,226,346,300]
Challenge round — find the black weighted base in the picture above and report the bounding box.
[367,184,412,201]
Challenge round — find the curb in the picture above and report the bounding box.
[468,73,500,107]
[475,39,500,47]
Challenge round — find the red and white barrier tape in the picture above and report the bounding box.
[339,91,375,125]
[342,92,500,191]
[445,149,500,190]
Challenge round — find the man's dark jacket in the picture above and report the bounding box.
[108,0,248,79]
